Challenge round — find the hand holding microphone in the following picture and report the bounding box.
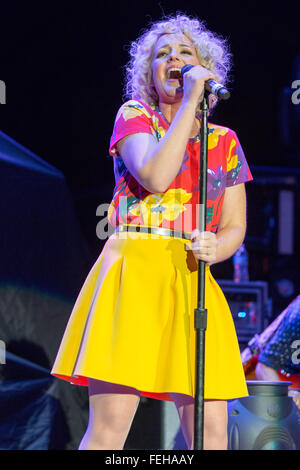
[180,64,230,105]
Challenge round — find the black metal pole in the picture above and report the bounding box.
[193,91,209,450]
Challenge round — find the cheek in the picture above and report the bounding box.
[152,64,163,88]
[184,51,200,65]
[188,56,199,65]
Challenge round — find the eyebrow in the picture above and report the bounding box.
[157,43,193,50]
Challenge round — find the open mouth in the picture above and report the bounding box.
[166,68,183,88]
[167,68,182,80]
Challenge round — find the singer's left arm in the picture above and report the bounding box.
[214,183,247,264]
[185,183,247,265]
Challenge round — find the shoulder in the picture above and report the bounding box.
[115,99,155,122]
[208,123,238,139]
[207,124,243,157]
[206,123,239,155]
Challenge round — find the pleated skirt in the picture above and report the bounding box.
[51,230,248,401]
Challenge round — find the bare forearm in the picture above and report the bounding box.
[186,185,247,266]
[186,224,246,267]
[215,225,246,265]
[140,102,196,192]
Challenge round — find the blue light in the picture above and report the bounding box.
[238,311,247,318]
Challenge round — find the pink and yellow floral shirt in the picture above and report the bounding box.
[108,99,253,234]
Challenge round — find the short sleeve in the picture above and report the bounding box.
[109,100,154,157]
[226,130,253,187]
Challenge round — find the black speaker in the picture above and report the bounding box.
[228,381,300,450]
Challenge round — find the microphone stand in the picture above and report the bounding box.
[193,90,210,450]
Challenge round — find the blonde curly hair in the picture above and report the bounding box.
[123,13,232,114]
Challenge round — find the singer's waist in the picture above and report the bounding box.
[113,224,192,240]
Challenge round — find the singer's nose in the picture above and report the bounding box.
[167,48,180,62]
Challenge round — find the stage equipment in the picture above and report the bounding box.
[228,381,300,450]
[180,59,231,449]
[190,89,209,451]
[0,130,92,449]
[217,280,269,347]
[181,65,230,100]
[177,64,208,450]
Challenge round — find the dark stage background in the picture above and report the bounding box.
[0,0,299,450]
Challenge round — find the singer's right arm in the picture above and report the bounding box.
[116,101,196,193]
[117,65,214,193]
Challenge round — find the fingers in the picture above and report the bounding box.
[191,229,215,242]
[185,229,218,265]
[184,64,216,81]
[182,65,216,106]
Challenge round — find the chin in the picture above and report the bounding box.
[162,89,183,102]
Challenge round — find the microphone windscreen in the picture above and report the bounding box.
[181,64,194,76]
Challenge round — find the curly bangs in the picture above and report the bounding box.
[123,13,232,113]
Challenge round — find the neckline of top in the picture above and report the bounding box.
[154,106,201,142]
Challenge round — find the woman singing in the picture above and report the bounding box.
[51,14,252,450]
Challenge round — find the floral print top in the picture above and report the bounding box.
[108,99,253,234]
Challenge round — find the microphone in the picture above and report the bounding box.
[181,64,231,100]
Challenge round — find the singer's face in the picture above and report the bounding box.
[151,33,200,104]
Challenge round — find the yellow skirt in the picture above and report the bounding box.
[51,230,248,401]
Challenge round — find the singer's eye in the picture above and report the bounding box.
[156,51,167,58]
[181,49,192,55]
